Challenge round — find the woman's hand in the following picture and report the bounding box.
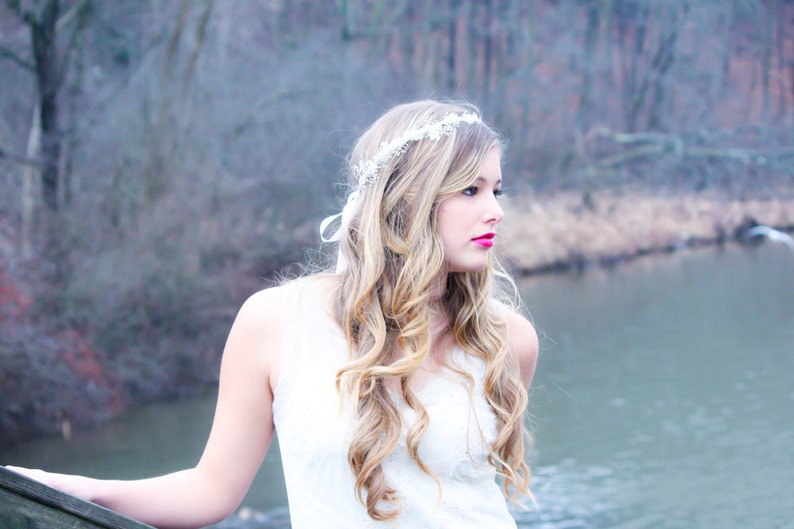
[4,465,101,502]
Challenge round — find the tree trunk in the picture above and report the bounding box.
[761,0,773,122]
[446,0,460,93]
[647,5,685,131]
[773,0,786,121]
[142,0,213,204]
[621,4,649,132]
[62,3,89,207]
[21,106,41,260]
[31,0,61,211]
[578,2,601,133]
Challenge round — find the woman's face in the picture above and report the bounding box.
[436,147,504,273]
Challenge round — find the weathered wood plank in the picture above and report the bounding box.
[0,466,155,529]
[1,486,108,528]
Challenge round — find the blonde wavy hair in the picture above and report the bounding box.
[331,100,531,520]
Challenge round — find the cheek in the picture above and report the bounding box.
[436,203,456,247]
[437,200,468,253]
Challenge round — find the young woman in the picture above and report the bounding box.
[7,99,538,529]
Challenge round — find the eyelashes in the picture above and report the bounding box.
[462,186,504,197]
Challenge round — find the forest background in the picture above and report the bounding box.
[1,0,793,446]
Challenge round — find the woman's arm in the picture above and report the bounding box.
[8,285,288,529]
[504,310,539,389]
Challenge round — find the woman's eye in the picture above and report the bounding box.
[494,188,504,197]
[463,186,478,196]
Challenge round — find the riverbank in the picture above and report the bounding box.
[2,189,793,447]
[499,190,794,274]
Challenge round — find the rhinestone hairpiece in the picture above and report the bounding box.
[352,112,481,191]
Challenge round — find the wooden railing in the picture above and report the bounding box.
[0,466,155,529]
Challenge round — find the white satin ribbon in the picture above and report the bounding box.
[319,191,360,272]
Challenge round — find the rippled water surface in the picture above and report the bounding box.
[3,243,793,528]
[516,243,794,529]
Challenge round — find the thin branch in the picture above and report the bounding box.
[5,0,38,27]
[55,0,92,86]
[0,146,45,168]
[0,45,35,70]
[181,0,212,97]
[590,129,794,169]
[596,144,666,167]
[55,0,89,29]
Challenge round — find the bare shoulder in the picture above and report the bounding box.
[221,283,293,370]
[503,309,539,388]
[231,274,335,356]
[235,273,334,322]
[220,280,311,402]
[237,282,293,323]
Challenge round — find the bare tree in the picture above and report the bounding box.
[3,0,90,211]
[619,1,689,132]
[140,0,213,204]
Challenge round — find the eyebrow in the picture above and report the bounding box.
[473,176,502,186]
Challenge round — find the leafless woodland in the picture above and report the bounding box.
[1,0,793,441]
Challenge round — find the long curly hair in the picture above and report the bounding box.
[330,100,531,520]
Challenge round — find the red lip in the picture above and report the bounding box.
[472,233,496,248]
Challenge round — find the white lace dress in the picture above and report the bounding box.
[272,278,518,529]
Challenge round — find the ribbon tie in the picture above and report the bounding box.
[319,191,361,272]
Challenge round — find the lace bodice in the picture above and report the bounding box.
[272,278,518,529]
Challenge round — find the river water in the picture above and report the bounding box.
[2,243,793,529]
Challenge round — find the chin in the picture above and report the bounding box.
[446,261,489,274]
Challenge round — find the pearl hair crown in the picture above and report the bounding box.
[320,111,482,271]
[351,111,481,193]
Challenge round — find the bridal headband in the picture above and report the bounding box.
[320,112,481,273]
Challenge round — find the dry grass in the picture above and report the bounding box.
[498,190,794,273]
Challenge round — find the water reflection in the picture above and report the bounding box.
[2,243,792,528]
[519,243,794,529]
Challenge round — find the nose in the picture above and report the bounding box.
[485,194,504,225]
